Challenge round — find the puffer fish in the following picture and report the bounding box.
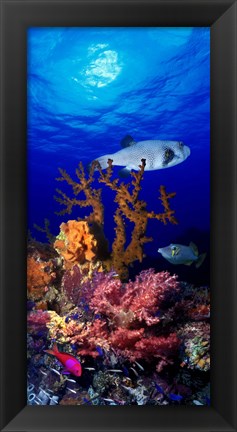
[158,242,206,268]
[91,134,191,177]
[44,343,82,377]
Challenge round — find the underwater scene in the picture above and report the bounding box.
[27,27,210,406]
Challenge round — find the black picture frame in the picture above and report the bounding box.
[0,0,236,431]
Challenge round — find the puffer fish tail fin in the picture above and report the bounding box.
[118,167,131,178]
[120,134,137,148]
[189,241,199,256]
[196,252,207,268]
[94,154,113,170]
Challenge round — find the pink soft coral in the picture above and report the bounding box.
[109,328,180,365]
[89,269,179,328]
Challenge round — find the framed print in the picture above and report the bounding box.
[0,0,236,431]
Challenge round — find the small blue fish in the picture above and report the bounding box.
[96,346,103,356]
[169,393,183,401]
[70,343,77,351]
[122,366,129,377]
[155,383,165,394]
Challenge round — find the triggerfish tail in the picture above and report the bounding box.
[44,343,59,356]
[196,252,207,268]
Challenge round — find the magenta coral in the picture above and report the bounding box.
[62,265,86,305]
[27,310,51,334]
[89,269,179,328]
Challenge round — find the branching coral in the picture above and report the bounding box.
[54,220,97,269]
[96,159,178,278]
[55,162,104,225]
[55,159,177,279]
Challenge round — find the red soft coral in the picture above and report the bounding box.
[109,328,180,366]
[89,269,179,328]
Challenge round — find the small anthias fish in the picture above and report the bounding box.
[44,343,82,377]
[158,242,206,268]
[91,134,191,177]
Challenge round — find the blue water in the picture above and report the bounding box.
[27,27,210,285]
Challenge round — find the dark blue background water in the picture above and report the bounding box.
[27,27,210,285]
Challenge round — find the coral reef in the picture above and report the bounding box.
[43,268,181,370]
[55,159,177,279]
[54,220,97,269]
[62,262,102,307]
[178,321,210,371]
[27,255,56,302]
[27,160,210,407]
[27,310,51,336]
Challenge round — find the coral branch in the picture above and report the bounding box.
[55,162,104,225]
[54,159,178,279]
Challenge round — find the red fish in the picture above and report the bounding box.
[44,343,82,377]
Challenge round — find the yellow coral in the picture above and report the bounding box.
[46,310,84,343]
[54,220,97,269]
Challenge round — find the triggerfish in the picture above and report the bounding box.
[44,343,82,377]
[90,134,191,177]
[158,242,206,268]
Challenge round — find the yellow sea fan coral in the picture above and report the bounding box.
[55,160,178,279]
[54,220,97,268]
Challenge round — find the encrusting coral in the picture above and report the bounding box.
[55,159,177,279]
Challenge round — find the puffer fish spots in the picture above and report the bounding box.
[44,343,82,377]
[91,134,191,177]
[158,242,206,268]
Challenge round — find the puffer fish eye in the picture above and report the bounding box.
[171,245,177,250]
[164,148,175,165]
[179,142,184,149]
